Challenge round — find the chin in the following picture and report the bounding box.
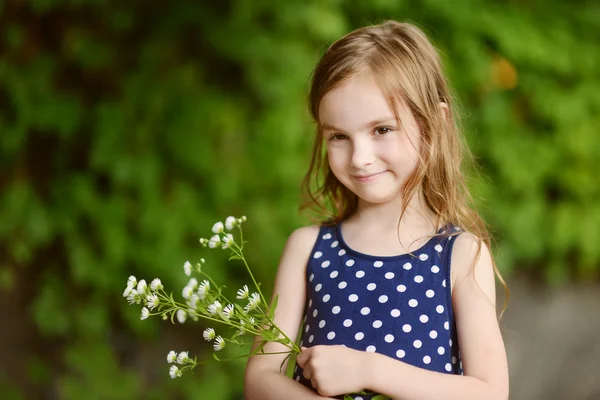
[337,176,404,205]
[351,188,402,205]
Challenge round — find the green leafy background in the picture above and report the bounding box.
[1,0,598,398]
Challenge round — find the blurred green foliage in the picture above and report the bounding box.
[0,0,599,398]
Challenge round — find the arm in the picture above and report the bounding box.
[244,226,335,400]
[364,234,509,400]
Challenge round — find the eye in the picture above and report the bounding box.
[374,126,392,136]
[329,133,348,141]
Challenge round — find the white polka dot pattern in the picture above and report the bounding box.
[294,224,463,395]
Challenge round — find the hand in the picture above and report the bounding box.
[296,345,371,397]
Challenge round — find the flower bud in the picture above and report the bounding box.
[212,222,224,234]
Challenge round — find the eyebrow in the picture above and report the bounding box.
[319,117,397,132]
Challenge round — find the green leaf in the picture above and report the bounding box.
[212,353,220,362]
[260,330,275,341]
[250,341,266,356]
[268,294,279,319]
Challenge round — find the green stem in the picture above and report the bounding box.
[230,244,268,310]
[156,291,262,335]
[192,350,294,365]
[238,224,244,252]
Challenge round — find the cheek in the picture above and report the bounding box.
[388,133,421,164]
[326,147,347,169]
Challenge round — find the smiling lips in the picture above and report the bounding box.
[352,171,386,182]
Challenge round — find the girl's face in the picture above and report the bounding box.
[319,71,422,206]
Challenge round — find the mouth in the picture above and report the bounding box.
[352,171,385,182]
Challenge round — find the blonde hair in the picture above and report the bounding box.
[300,20,508,313]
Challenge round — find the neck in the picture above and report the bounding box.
[350,189,438,234]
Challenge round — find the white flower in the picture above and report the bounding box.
[187,278,198,289]
[187,294,199,310]
[236,285,249,300]
[169,365,181,379]
[123,284,133,297]
[239,317,256,333]
[223,304,234,319]
[244,292,261,313]
[141,307,150,320]
[177,309,187,323]
[127,275,137,288]
[183,261,192,276]
[212,221,224,234]
[147,294,159,310]
[208,234,221,248]
[225,216,237,230]
[207,300,222,315]
[221,233,234,249]
[182,285,194,299]
[197,280,210,300]
[137,279,147,294]
[150,278,163,291]
[167,350,177,363]
[203,327,216,341]
[177,351,189,365]
[213,336,225,352]
[127,289,140,305]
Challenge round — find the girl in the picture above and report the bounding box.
[244,20,509,400]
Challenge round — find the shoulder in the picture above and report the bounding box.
[281,224,322,258]
[449,231,494,291]
[287,224,322,247]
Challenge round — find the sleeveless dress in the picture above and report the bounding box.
[292,223,463,399]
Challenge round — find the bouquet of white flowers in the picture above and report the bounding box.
[122,216,390,400]
[122,216,299,379]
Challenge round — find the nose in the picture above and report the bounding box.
[350,139,376,168]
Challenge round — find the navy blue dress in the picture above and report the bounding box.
[292,223,463,399]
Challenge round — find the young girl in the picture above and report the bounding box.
[244,20,509,400]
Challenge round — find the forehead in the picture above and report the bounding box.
[318,72,401,130]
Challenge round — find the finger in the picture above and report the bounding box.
[296,347,310,368]
[311,377,319,392]
[302,363,312,381]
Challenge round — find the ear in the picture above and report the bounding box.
[439,102,451,123]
